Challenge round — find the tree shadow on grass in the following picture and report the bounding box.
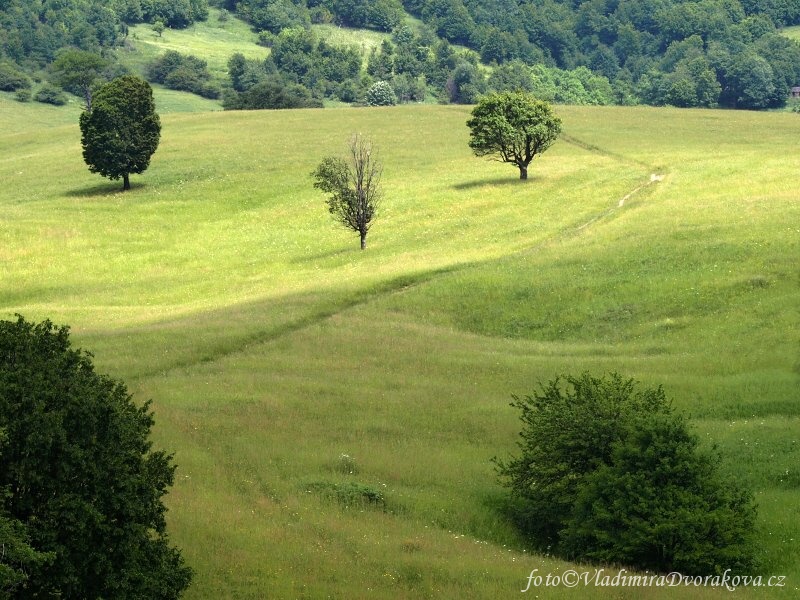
[290,246,353,264]
[453,176,539,190]
[64,181,145,198]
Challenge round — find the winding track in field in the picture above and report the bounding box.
[131,134,667,380]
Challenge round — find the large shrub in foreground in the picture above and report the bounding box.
[0,316,192,599]
[496,373,756,575]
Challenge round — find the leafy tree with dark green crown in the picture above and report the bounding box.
[0,428,54,599]
[0,316,192,598]
[79,75,161,191]
[467,91,561,180]
[496,373,756,575]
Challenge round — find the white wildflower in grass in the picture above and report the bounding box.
[335,453,358,475]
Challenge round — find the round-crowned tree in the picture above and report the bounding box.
[79,75,161,191]
[496,373,756,575]
[467,91,561,179]
[0,316,192,599]
[365,81,397,106]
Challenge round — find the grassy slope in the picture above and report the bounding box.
[1,98,798,598]
[783,25,800,41]
[115,8,476,110]
[120,8,268,81]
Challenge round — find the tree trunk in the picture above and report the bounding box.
[360,231,367,250]
[519,165,528,180]
[123,173,130,191]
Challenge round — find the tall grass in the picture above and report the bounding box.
[1,98,798,598]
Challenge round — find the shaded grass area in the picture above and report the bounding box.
[0,90,83,131]
[2,99,799,598]
[149,85,223,113]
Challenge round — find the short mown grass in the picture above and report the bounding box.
[1,98,798,598]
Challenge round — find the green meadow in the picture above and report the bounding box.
[121,8,268,81]
[1,93,798,598]
[783,25,800,41]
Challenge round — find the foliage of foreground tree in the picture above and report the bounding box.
[496,373,756,575]
[312,135,382,250]
[79,75,161,191]
[467,91,562,180]
[0,430,53,599]
[0,316,192,599]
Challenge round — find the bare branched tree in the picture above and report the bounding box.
[312,134,382,250]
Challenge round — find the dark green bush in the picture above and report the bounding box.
[142,0,208,28]
[496,373,756,575]
[163,65,220,98]
[305,481,386,509]
[224,79,322,110]
[0,61,30,92]
[33,84,67,105]
[147,50,219,98]
[336,80,359,103]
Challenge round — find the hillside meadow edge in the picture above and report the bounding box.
[1,93,799,598]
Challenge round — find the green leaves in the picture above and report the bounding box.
[467,91,561,179]
[50,48,109,108]
[79,75,161,190]
[312,135,382,249]
[0,316,192,598]
[497,373,756,574]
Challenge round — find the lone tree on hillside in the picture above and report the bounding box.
[79,75,161,191]
[467,91,562,180]
[312,134,382,250]
[0,316,193,599]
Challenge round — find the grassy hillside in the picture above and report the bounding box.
[783,25,800,41]
[1,98,798,598]
[119,7,268,82]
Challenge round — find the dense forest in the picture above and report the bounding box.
[1,0,800,109]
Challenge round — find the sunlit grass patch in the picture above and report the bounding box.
[120,8,267,81]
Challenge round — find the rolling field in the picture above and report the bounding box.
[1,98,798,598]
